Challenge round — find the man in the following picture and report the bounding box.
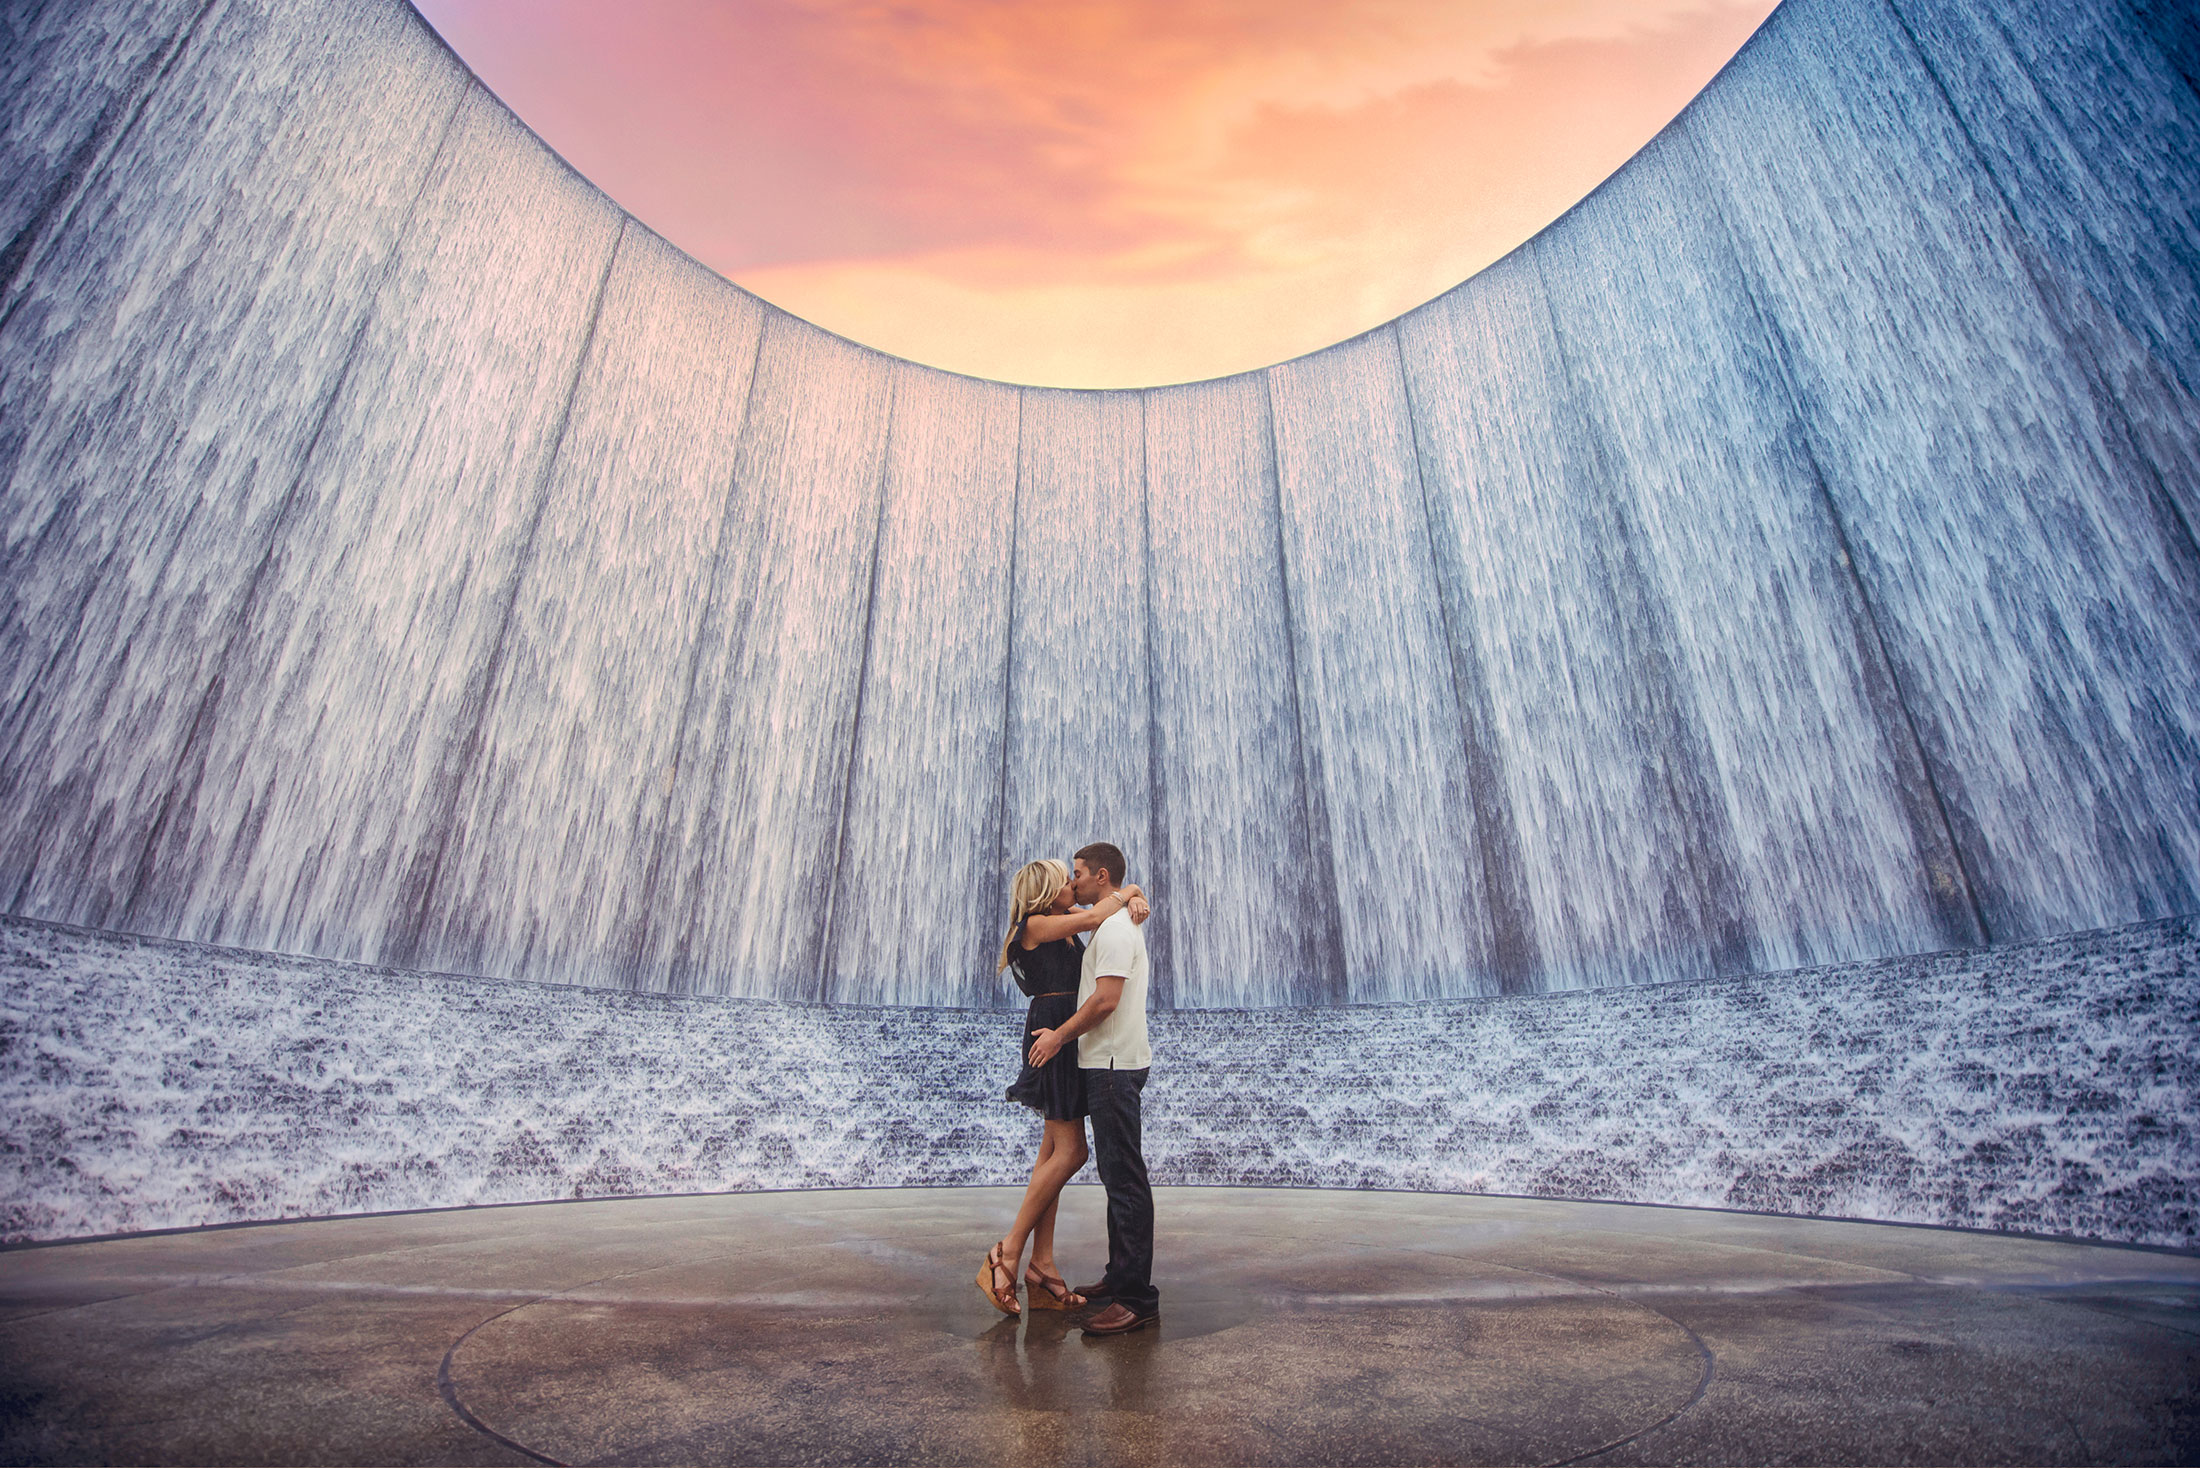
[1024,840,1158,1335]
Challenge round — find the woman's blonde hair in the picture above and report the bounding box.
[997,858,1071,974]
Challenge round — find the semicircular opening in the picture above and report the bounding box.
[411,0,1779,388]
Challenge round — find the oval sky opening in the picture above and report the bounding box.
[412,0,1779,388]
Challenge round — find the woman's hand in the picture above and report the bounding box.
[1128,892,1151,924]
[1028,1026,1063,1068]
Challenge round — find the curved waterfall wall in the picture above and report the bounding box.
[1,0,2196,1009]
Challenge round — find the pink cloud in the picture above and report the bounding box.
[411,0,1776,383]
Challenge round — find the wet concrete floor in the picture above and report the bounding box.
[0,1186,2194,1465]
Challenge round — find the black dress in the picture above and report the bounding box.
[1003,920,1087,1122]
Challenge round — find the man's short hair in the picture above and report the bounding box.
[1074,841,1127,886]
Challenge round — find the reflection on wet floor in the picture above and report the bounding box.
[958,1275,1257,1349]
[4,1188,2196,1467]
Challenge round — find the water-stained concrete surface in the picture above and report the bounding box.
[0,1187,2194,1465]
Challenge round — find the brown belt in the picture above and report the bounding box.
[1035,991,1075,998]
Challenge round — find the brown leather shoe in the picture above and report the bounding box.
[1081,1301,1157,1335]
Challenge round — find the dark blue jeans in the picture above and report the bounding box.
[1083,1065,1159,1315]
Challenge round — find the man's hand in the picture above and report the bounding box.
[1028,1027,1064,1068]
[1031,975,1121,1067]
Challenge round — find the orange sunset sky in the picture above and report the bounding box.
[412,0,1780,387]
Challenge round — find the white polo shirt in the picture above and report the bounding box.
[1076,906,1151,1070]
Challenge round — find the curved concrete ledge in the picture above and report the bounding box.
[1,0,2195,1005]
[2,1188,2195,1466]
[4,914,2192,1248]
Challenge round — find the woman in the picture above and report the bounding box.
[978,858,1147,1316]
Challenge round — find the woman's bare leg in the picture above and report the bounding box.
[1002,1120,1088,1274]
[993,1126,1057,1277]
[1031,1190,1061,1275]
[985,1118,1060,1311]
[1030,1128,1083,1276]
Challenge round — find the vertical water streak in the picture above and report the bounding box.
[379,215,627,967]
[2124,0,2200,96]
[1268,329,1497,1001]
[650,318,896,998]
[1520,250,1758,982]
[1004,391,1153,938]
[2002,248,2200,572]
[1878,0,2200,549]
[1690,0,2200,939]
[1398,263,1744,990]
[1531,130,1983,971]
[0,0,469,937]
[1884,0,2200,403]
[1139,404,1171,1010]
[0,0,213,305]
[1145,377,1346,1007]
[823,365,1021,1008]
[147,89,624,963]
[400,230,768,987]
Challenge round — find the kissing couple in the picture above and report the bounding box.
[978,841,1160,1336]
